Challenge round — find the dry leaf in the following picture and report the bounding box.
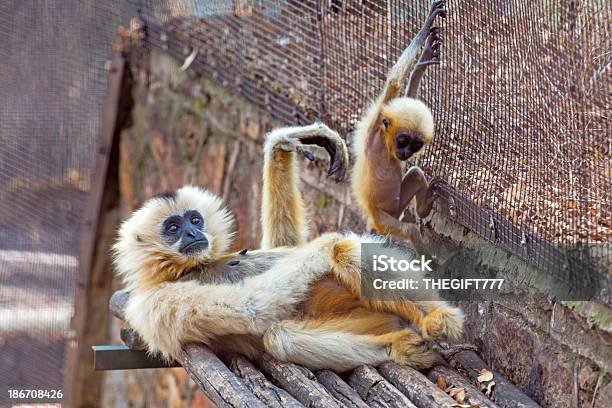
[455,388,466,403]
[436,375,447,390]
[451,404,470,408]
[477,369,494,383]
[485,380,496,397]
[448,387,466,403]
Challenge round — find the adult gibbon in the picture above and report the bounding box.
[351,0,446,247]
[114,122,463,372]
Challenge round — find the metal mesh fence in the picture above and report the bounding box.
[133,0,609,283]
[0,0,609,396]
[0,0,133,398]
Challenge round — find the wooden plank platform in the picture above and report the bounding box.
[99,290,540,408]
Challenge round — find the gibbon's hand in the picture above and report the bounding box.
[267,123,349,182]
[417,27,442,68]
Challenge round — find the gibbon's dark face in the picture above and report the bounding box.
[394,130,424,161]
[162,210,208,254]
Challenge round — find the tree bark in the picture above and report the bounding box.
[348,365,416,408]
[229,354,303,408]
[448,351,541,408]
[316,370,368,408]
[378,362,457,408]
[258,354,341,407]
[426,364,500,408]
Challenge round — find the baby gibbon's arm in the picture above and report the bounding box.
[261,123,348,249]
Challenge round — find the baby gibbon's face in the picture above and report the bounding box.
[380,97,434,162]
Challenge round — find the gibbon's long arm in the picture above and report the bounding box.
[125,233,345,360]
[380,0,447,104]
[261,123,348,249]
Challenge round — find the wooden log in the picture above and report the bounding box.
[378,362,457,408]
[229,355,303,408]
[448,351,541,408]
[180,344,266,408]
[426,364,500,408]
[258,354,341,407]
[348,365,416,408]
[316,370,368,408]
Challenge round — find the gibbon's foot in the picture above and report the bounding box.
[415,183,438,219]
[297,123,348,182]
[384,328,439,369]
[420,305,464,341]
[416,27,442,68]
[429,0,448,21]
[272,123,348,182]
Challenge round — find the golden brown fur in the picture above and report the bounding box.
[114,120,463,371]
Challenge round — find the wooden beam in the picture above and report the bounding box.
[316,369,368,408]
[348,365,416,408]
[426,364,500,408]
[65,52,132,408]
[258,354,341,407]
[378,362,457,408]
[180,344,266,408]
[229,354,303,408]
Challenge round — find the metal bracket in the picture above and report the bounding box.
[92,345,180,370]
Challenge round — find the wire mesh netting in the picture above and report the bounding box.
[132,0,609,283]
[0,0,609,396]
[0,0,131,397]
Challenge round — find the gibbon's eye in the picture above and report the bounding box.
[191,216,201,225]
[167,224,180,234]
[382,118,390,129]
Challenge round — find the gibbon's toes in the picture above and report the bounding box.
[297,132,348,182]
[428,176,446,191]
[298,147,316,161]
[421,306,464,341]
[389,329,439,370]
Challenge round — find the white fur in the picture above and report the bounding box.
[263,320,390,371]
[122,231,345,361]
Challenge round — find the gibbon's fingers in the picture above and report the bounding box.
[301,148,315,161]
[265,123,348,181]
[428,0,447,21]
[296,123,349,182]
[405,27,443,97]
